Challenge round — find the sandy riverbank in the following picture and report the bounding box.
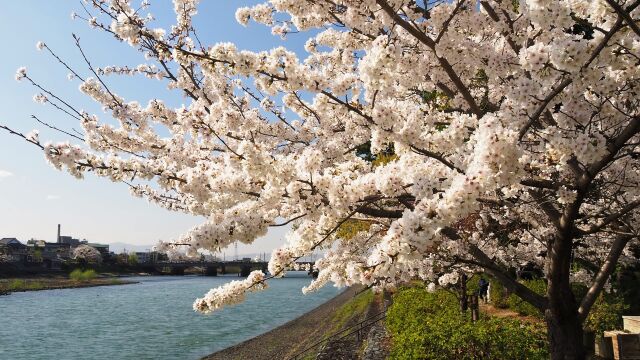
[204,286,361,360]
[0,277,137,294]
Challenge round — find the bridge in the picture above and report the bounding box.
[152,260,316,277]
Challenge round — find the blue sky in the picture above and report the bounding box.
[0,1,307,254]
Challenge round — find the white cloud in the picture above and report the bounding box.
[0,170,13,179]
[46,195,61,200]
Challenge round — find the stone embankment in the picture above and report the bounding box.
[206,286,392,360]
[361,322,390,360]
[204,287,360,360]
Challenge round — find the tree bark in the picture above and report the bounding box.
[545,291,586,360]
[545,228,586,360]
[459,273,468,312]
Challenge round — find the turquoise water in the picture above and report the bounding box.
[0,274,340,360]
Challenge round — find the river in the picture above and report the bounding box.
[0,274,340,360]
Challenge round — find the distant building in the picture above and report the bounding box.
[87,243,109,257]
[43,243,72,260]
[58,235,83,247]
[135,252,150,264]
[0,238,28,262]
[57,224,86,247]
[56,224,109,260]
[134,251,166,264]
[0,238,25,250]
[25,239,71,268]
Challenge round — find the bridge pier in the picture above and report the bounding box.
[153,261,309,278]
[204,265,218,276]
[170,267,185,275]
[240,265,251,277]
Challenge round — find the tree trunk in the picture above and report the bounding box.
[545,305,586,360]
[545,230,587,360]
[459,273,468,312]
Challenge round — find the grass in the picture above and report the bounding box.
[330,289,375,333]
[1,279,46,292]
[69,269,98,281]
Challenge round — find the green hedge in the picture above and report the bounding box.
[585,292,628,336]
[386,287,548,360]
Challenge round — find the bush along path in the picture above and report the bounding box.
[385,286,549,360]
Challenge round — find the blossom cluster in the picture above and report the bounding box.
[193,271,267,314]
[13,0,640,312]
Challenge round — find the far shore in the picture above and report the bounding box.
[0,276,138,294]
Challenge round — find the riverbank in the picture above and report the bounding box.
[204,286,363,360]
[0,276,136,294]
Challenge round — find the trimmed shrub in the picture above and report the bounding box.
[585,292,628,337]
[386,287,548,360]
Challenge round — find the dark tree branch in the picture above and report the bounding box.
[518,16,626,140]
[604,0,640,38]
[411,146,464,173]
[577,199,640,235]
[577,234,633,321]
[442,226,548,311]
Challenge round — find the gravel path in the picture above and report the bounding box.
[203,286,359,360]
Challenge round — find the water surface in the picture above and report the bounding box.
[0,274,340,360]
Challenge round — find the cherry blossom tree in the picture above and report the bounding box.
[73,244,103,264]
[3,1,640,358]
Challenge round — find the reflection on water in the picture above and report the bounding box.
[0,273,340,360]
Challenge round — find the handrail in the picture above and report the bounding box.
[288,309,387,360]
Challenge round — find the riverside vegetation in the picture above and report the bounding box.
[0,270,129,294]
[385,270,638,360]
[386,286,548,360]
[490,277,630,338]
[69,268,98,281]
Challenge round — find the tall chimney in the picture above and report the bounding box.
[57,224,61,243]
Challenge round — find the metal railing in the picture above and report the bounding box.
[288,309,387,360]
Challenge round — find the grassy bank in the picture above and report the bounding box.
[330,289,375,333]
[0,276,135,294]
